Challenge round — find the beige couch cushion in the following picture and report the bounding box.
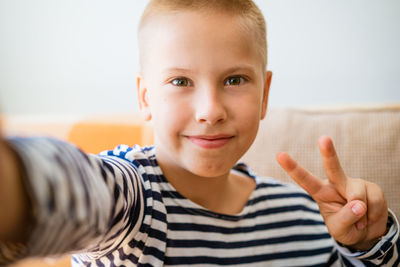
[241,105,400,218]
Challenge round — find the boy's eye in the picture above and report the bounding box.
[225,76,245,86]
[172,78,190,87]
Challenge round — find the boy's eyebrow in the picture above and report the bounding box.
[162,64,257,76]
[162,67,194,75]
[222,65,257,76]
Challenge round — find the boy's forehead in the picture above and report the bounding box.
[139,10,263,74]
[140,10,247,43]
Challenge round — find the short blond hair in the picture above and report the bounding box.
[138,0,268,70]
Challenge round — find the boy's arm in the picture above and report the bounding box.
[0,137,145,265]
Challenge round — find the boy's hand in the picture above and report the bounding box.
[0,128,31,243]
[276,136,388,251]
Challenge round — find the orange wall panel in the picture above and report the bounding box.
[68,122,154,154]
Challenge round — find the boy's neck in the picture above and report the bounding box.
[157,157,256,216]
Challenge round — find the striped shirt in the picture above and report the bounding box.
[1,137,399,266]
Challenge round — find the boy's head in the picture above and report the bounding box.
[136,0,272,178]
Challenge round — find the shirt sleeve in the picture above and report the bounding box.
[0,137,145,265]
[334,209,399,266]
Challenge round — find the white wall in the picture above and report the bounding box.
[1,0,399,115]
[260,0,400,107]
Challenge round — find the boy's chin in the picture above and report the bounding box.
[183,159,236,179]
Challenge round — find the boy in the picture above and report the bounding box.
[0,0,398,266]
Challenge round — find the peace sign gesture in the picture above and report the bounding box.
[277,136,388,251]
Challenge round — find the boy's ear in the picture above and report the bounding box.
[261,71,272,120]
[136,73,152,121]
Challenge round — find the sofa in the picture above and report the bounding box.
[3,104,399,267]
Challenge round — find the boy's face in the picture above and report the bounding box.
[137,10,272,178]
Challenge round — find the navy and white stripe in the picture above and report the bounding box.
[1,138,398,266]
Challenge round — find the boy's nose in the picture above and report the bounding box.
[194,88,227,125]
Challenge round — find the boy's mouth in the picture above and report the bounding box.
[185,135,234,149]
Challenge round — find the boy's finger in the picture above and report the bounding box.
[328,200,367,239]
[318,136,347,191]
[365,182,387,224]
[276,152,322,196]
[346,178,368,230]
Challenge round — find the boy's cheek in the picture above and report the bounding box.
[151,104,188,132]
[234,96,264,121]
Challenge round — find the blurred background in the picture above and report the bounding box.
[0,0,399,115]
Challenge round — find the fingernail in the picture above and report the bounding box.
[352,203,364,216]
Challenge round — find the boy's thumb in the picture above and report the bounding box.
[334,200,367,228]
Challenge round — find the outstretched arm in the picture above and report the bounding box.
[0,137,145,265]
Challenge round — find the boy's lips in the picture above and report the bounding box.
[185,134,234,149]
